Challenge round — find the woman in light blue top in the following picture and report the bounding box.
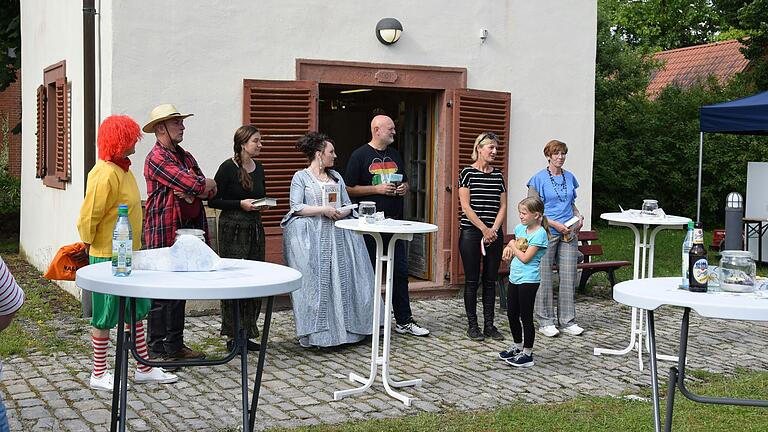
[498,197,549,368]
[527,139,585,338]
[281,132,379,348]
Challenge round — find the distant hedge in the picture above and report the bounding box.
[0,171,19,216]
[593,77,768,228]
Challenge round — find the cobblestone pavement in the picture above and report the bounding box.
[2,296,767,431]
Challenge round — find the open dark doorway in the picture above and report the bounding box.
[319,85,436,280]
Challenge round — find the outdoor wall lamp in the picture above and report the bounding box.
[376,18,403,45]
[725,192,744,250]
[726,192,743,208]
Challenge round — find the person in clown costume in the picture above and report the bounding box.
[77,115,178,391]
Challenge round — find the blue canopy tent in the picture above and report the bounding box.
[697,91,768,220]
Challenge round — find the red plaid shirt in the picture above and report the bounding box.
[143,141,210,248]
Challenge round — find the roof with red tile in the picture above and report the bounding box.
[647,40,749,98]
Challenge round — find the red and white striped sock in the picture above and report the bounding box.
[129,321,152,373]
[92,335,110,378]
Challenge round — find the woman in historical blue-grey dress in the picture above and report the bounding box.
[281,132,379,348]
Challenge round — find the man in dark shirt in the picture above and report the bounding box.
[143,103,217,360]
[345,115,429,336]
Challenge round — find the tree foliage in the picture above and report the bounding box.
[0,0,20,92]
[600,0,768,90]
[734,0,768,89]
[604,0,723,51]
[593,1,768,227]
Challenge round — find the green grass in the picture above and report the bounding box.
[0,254,87,357]
[268,369,768,431]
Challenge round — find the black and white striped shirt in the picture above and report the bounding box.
[458,167,506,230]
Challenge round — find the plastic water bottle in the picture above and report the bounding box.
[112,204,132,277]
[681,221,694,288]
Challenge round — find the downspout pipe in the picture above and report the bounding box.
[83,0,96,186]
[82,0,96,318]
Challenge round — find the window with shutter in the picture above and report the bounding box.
[242,79,318,263]
[39,60,69,189]
[35,85,46,178]
[54,77,69,182]
[448,88,511,284]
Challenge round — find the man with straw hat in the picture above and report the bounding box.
[142,103,216,361]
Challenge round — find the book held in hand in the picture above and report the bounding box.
[321,184,340,208]
[383,173,404,185]
[250,197,277,207]
[564,216,581,228]
[562,215,580,242]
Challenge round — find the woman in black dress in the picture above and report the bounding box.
[209,125,267,351]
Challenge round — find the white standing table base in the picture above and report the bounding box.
[333,231,421,406]
[593,217,686,370]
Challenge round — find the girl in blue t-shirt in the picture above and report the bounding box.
[499,197,549,368]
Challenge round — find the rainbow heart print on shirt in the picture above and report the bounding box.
[369,157,399,185]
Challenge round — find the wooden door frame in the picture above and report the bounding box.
[296,59,466,295]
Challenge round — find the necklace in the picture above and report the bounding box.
[371,144,389,160]
[547,166,568,202]
[309,167,329,182]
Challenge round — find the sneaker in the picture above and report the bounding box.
[395,320,430,336]
[561,324,584,336]
[467,325,485,341]
[539,325,560,337]
[507,353,534,368]
[498,346,522,360]
[483,325,505,341]
[90,372,128,391]
[165,345,206,360]
[135,368,178,384]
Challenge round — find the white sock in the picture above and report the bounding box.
[515,342,524,350]
[523,347,532,356]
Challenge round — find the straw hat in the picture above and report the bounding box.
[142,103,194,133]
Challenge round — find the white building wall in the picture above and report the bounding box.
[21,0,596,275]
[20,0,88,294]
[110,0,596,228]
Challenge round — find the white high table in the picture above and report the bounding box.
[614,277,768,432]
[333,218,438,406]
[76,259,302,432]
[594,212,691,370]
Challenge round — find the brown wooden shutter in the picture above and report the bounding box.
[53,77,69,182]
[243,79,318,263]
[448,88,511,284]
[35,85,46,178]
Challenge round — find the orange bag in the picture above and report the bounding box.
[44,242,90,281]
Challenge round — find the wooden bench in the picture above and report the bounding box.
[496,229,630,309]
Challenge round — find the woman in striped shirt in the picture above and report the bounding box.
[0,256,24,432]
[458,132,507,341]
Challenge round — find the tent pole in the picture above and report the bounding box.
[697,132,703,223]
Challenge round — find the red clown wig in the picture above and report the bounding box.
[97,115,142,161]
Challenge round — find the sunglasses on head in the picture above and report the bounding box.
[480,132,499,142]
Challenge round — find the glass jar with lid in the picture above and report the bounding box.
[718,250,756,293]
[641,199,658,216]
